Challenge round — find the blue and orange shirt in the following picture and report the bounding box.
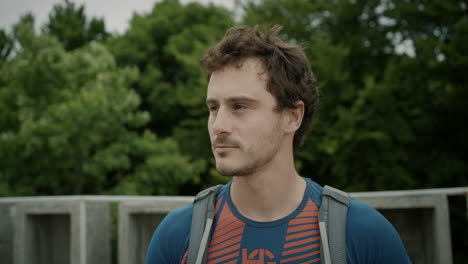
[146,179,411,264]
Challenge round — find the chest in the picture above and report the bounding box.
[202,198,322,264]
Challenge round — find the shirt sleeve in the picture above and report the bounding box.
[345,200,412,264]
[145,204,193,264]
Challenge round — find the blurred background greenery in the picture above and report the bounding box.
[0,0,466,197]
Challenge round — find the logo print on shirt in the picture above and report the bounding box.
[242,248,276,264]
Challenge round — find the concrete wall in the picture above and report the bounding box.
[0,187,466,264]
[118,197,191,264]
[353,193,453,264]
[0,198,110,264]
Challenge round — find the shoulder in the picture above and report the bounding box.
[345,199,411,264]
[145,184,229,264]
[304,178,323,206]
[145,203,193,264]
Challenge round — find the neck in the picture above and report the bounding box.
[230,150,306,222]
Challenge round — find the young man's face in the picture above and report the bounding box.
[206,58,287,177]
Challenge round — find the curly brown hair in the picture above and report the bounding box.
[202,25,319,151]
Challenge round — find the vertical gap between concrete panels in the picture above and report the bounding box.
[110,202,118,264]
[79,201,86,264]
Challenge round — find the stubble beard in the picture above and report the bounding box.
[212,118,283,178]
[215,144,280,177]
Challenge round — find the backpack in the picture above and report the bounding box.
[187,185,350,264]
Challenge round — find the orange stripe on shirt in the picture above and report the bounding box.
[216,205,238,227]
[281,243,320,256]
[286,230,320,241]
[289,217,317,226]
[208,235,242,253]
[212,220,245,239]
[280,250,320,263]
[207,251,240,264]
[210,226,244,246]
[208,243,241,259]
[296,211,319,218]
[303,199,319,211]
[217,213,237,226]
[287,224,318,233]
[299,258,321,264]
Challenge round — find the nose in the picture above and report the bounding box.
[210,107,232,136]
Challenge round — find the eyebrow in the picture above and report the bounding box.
[206,96,258,105]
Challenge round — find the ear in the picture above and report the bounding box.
[284,100,304,134]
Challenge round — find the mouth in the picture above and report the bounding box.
[213,145,238,153]
[215,145,237,149]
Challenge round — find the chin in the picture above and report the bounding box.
[216,165,237,177]
[216,162,254,177]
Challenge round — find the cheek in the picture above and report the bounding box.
[257,118,283,141]
[208,130,215,141]
[207,120,214,136]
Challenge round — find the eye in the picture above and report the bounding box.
[233,104,247,111]
[208,105,219,112]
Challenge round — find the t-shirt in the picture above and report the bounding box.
[146,178,411,264]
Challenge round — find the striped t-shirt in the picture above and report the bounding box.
[146,179,411,264]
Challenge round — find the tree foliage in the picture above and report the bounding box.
[108,0,235,191]
[0,14,200,196]
[241,0,468,191]
[43,0,109,51]
[0,0,466,196]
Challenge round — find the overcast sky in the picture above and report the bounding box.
[0,0,234,34]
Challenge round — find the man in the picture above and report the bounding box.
[146,25,411,264]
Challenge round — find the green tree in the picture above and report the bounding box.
[109,0,235,192]
[240,0,468,191]
[43,0,109,51]
[0,15,201,196]
[0,29,14,64]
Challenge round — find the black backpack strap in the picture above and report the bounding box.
[187,185,223,264]
[318,185,350,264]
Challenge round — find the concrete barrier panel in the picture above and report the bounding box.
[118,197,191,264]
[10,198,110,264]
[353,193,452,264]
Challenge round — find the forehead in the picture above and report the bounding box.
[206,58,272,101]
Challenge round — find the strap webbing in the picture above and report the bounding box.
[187,185,222,264]
[318,185,350,264]
[195,218,214,264]
[319,221,331,264]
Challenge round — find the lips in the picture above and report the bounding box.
[213,145,238,154]
[214,145,238,152]
[215,145,237,149]
[212,136,239,154]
